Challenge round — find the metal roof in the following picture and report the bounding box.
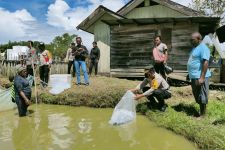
[101,17,220,26]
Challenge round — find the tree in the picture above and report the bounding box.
[50,33,77,59]
[190,0,225,24]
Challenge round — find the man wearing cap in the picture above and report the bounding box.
[130,68,171,112]
[14,65,32,117]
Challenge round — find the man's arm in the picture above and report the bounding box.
[163,44,168,63]
[19,91,31,105]
[97,48,100,60]
[135,88,154,100]
[198,59,209,85]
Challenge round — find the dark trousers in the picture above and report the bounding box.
[26,65,34,76]
[16,95,30,117]
[39,65,49,84]
[143,87,171,108]
[89,59,98,75]
[68,61,75,77]
[154,62,166,79]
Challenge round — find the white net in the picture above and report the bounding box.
[0,87,16,112]
[109,90,137,125]
[48,74,72,95]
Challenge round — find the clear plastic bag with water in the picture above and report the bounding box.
[109,90,137,125]
[49,74,72,95]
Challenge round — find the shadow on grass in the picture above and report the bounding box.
[172,103,200,117]
[212,119,225,125]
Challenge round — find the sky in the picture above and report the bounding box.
[0,0,192,49]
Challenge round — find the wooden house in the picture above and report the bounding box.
[77,0,220,77]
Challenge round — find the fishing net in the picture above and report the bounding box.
[109,90,137,125]
[0,87,16,112]
[48,74,72,95]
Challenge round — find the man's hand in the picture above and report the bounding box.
[197,77,205,86]
[25,99,31,106]
[129,89,137,93]
[135,94,144,100]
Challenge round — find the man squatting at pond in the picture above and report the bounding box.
[14,65,32,117]
[130,68,171,112]
[187,32,211,117]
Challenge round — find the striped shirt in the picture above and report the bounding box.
[10,84,15,99]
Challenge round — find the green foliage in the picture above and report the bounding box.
[191,0,225,17]
[49,33,77,59]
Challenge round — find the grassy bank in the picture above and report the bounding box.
[1,75,225,149]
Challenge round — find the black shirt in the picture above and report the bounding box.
[72,45,88,61]
[90,47,100,60]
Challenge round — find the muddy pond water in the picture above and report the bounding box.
[0,104,197,150]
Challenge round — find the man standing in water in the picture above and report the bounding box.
[152,35,168,79]
[130,68,171,112]
[73,37,89,86]
[187,32,211,118]
[14,65,32,117]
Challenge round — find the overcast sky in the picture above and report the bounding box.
[0,0,192,49]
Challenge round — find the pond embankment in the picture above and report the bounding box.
[1,75,225,149]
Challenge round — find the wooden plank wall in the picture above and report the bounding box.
[110,25,157,77]
[110,23,199,77]
[168,23,199,70]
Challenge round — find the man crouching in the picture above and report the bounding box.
[130,68,171,112]
[14,65,32,117]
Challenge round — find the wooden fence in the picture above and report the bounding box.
[0,60,69,77]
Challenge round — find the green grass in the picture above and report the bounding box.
[136,101,225,149]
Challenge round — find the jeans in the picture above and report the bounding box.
[74,60,89,84]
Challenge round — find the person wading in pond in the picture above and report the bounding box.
[38,42,52,87]
[130,68,171,112]
[89,41,100,76]
[73,37,89,86]
[66,42,76,77]
[152,35,168,79]
[187,32,211,118]
[14,65,32,117]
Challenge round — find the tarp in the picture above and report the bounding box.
[109,90,136,125]
[48,74,72,95]
[0,87,17,112]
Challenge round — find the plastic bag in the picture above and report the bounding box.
[49,74,71,95]
[109,90,136,125]
[0,87,17,112]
